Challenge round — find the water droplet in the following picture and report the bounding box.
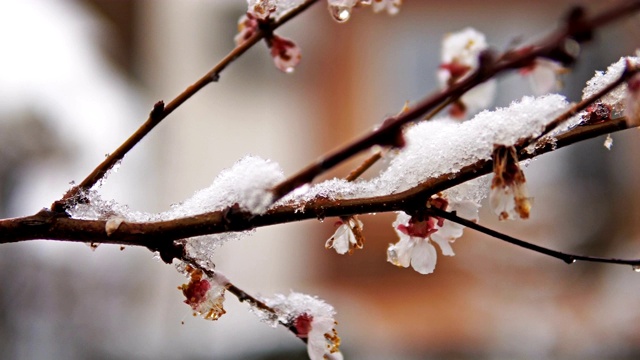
[387,247,400,266]
[329,5,351,23]
[632,265,640,272]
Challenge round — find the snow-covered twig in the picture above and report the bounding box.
[270,1,640,202]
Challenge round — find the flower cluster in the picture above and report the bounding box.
[237,0,401,73]
[236,4,302,73]
[387,196,479,274]
[489,145,531,221]
[179,264,228,321]
[265,292,342,360]
[437,27,496,118]
[325,216,364,255]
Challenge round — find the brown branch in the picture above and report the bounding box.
[343,95,454,183]
[532,60,638,144]
[52,0,320,212]
[1,1,638,273]
[0,117,632,254]
[270,0,640,203]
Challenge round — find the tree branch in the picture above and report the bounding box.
[1,117,633,257]
[270,1,640,202]
[52,0,320,212]
[429,207,640,268]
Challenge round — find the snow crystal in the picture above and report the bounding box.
[442,176,490,205]
[263,292,342,360]
[604,134,613,150]
[264,291,337,323]
[71,155,283,221]
[69,156,283,268]
[583,56,640,112]
[373,94,568,194]
[279,95,569,206]
[167,155,283,217]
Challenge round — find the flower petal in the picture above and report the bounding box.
[410,239,437,274]
[326,224,351,254]
[387,237,413,268]
[430,233,455,256]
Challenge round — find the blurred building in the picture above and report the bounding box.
[0,0,639,359]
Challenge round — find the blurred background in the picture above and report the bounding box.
[1,0,640,359]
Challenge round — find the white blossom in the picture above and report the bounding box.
[387,198,478,274]
[437,27,496,117]
[522,58,566,95]
[326,216,364,254]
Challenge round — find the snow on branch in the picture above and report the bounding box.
[2,1,640,358]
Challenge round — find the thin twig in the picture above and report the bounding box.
[182,255,306,342]
[532,61,639,144]
[52,0,320,212]
[0,117,632,250]
[270,1,640,203]
[429,207,640,268]
[343,96,454,183]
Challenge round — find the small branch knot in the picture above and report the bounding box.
[150,101,165,122]
[150,239,184,264]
